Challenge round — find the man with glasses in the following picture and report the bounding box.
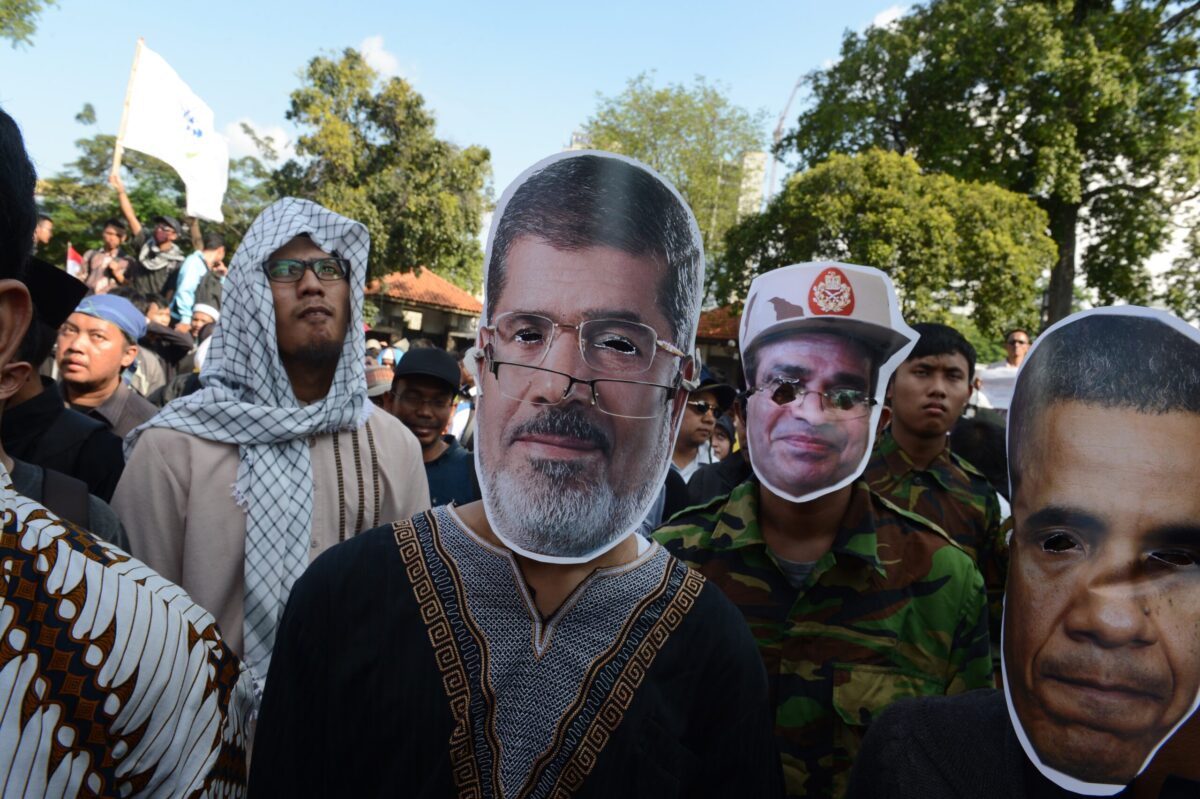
[656,263,992,798]
[109,173,188,300]
[113,198,429,693]
[250,153,784,797]
[672,367,736,482]
[384,346,481,506]
[976,328,1032,416]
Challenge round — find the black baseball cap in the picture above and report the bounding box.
[152,215,182,237]
[694,365,736,413]
[392,347,461,393]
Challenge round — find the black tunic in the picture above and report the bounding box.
[250,509,784,798]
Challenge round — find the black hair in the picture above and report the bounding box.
[908,322,977,381]
[1009,314,1200,497]
[409,338,437,350]
[37,214,52,225]
[202,231,225,251]
[487,154,701,348]
[1004,328,1030,343]
[0,106,36,281]
[15,310,55,368]
[950,418,1009,501]
[103,217,128,234]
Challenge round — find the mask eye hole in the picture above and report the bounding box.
[1042,533,1078,553]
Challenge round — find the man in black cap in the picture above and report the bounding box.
[109,172,187,299]
[671,366,736,483]
[384,346,481,507]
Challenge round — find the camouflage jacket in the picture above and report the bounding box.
[654,480,992,799]
[865,428,1007,655]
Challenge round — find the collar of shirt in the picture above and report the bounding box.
[876,427,965,493]
[707,479,887,580]
[63,380,129,430]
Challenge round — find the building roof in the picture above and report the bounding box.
[696,305,740,342]
[366,268,483,315]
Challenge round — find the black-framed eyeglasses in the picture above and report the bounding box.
[392,389,457,412]
[743,377,876,420]
[686,400,721,417]
[486,348,681,419]
[482,311,686,377]
[262,257,350,283]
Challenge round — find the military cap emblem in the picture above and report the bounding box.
[809,267,855,316]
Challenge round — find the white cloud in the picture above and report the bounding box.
[360,35,401,77]
[871,4,906,29]
[222,119,295,163]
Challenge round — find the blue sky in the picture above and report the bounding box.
[0,0,909,197]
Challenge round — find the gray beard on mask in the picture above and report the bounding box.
[480,406,673,559]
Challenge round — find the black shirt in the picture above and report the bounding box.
[2,377,125,502]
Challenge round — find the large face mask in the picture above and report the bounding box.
[472,151,704,564]
[738,263,916,504]
[1002,306,1200,795]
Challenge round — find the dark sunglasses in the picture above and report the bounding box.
[686,400,721,416]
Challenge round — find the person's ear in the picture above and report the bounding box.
[120,342,139,370]
[0,279,33,402]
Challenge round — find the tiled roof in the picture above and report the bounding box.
[366,268,482,315]
[696,305,740,342]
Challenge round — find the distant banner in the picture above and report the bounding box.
[120,42,228,222]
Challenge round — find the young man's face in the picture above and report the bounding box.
[745,332,873,499]
[268,235,350,365]
[476,236,686,558]
[1006,401,1200,785]
[147,303,171,327]
[190,310,215,338]
[888,352,972,439]
[34,219,52,245]
[1005,330,1031,366]
[101,224,125,251]
[389,375,456,450]
[676,388,720,453]
[56,313,137,394]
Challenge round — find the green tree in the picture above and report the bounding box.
[722,149,1055,338]
[1162,224,1200,322]
[583,73,767,279]
[277,48,492,291]
[1,0,55,47]
[780,0,1200,325]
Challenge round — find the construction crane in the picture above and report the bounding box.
[764,77,805,212]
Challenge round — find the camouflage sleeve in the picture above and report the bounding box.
[942,552,993,693]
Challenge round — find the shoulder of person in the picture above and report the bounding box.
[870,490,984,587]
[654,479,754,554]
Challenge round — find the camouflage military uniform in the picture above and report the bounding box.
[865,428,1006,660]
[655,480,992,798]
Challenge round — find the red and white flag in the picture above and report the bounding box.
[65,244,83,279]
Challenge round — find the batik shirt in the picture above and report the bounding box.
[655,480,992,799]
[0,464,253,797]
[865,428,1006,658]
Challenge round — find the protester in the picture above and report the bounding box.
[711,411,734,460]
[384,346,480,506]
[109,172,187,299]
[55,294,158,438]
[849,308,1200,797]
[250,152,784,797]
[974,327,1031,415]
[687,401,753,507]
[671,366,735,482]
[866,322,1001,562]
[31,212,52,252]
[171,230,225,329]
[657,263,991,798]
[0,102,253,798]
[449,346,477,448]
[112,198,430,692]
[80,217,132,294]
[364,361,393,407]
[3,262,126,502]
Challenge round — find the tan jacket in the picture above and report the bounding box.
[112,409,430,656]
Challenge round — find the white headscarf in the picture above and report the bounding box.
[127,197,371,685]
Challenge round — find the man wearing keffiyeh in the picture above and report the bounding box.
[113,198,430,691]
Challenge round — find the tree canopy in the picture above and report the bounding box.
[779,0,1200,325]
[722,149,1055,338]
[275,48,492,291]
[583,73,766,281]
[0,0,55,47]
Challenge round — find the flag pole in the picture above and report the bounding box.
[111,37,144,179]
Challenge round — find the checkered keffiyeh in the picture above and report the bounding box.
[127,198,372,685]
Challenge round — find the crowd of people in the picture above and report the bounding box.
[2,104,1198,799]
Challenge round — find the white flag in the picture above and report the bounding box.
[121,44,228,222]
